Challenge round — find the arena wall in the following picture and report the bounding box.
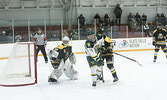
[0,37,154,60]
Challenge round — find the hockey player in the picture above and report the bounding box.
[48,36,78,83]
[152,23,167,62]
[85,30,104,87]
[96,28,119,82]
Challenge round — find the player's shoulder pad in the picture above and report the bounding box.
[85,40,94,48]
[104,36,112,43]
[67,44,72,47]
[55,44,64,50]
[153,29,158,34]
[162,28,167,32]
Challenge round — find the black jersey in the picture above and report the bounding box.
[96,34,113,56]
[54,44,72,61]
[153,28,167,45]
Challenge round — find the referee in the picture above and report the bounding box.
[33,28,48,63]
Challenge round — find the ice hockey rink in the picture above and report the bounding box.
[0,50,167,100]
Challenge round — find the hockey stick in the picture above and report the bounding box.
[113,52,143,67]
[101,66,105,83]
[70,32,73,46]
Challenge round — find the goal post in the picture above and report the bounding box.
[0,42,37,87]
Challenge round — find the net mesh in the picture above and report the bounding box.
[0,42,37,86]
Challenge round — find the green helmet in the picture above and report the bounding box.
[87,30,95,36]
[87,30,96,42]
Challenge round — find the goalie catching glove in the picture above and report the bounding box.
[48,49,59,60]
[152,41,156,46]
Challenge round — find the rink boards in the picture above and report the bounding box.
[0,37,154,60]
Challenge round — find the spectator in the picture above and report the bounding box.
[135,12,141,25]
[63,30,68,37]
[71,29,78,40]
[94,13,101,19]
[110,19,116,26]
[127,12,134,26]
[104,13,110,19]
[160,13,166,26]
[143,23,151,37]
[77,14,86,28]
[142,13,147,25]
[6,25,13,36]
[114,4,122,26]
[155,13,161,24]
[15,33,22,42]
[99,18,105,29]
[104,13,110,30]
[127,12,135,30]
[94,13,101,28]
[2,31,6,36]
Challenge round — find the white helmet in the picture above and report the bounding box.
[62,36,69,46]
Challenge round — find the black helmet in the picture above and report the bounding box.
[157,23,162,26]
[98,28,104,34]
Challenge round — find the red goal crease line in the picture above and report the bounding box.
[0,48,155,60]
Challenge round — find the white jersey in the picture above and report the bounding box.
[85,38,104,58]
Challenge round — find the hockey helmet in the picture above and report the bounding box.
[87,30,96,42]
[98,28,104,34]
[62,36,69,46]
[157,23,162,30]
[157,23,162,26]
[87,30,95,36]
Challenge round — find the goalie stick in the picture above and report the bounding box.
[113,52,143,67]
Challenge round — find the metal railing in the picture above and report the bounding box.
[0,19,158,44]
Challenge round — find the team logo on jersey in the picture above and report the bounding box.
[64,49,66,53]
[158,33,163,39]
[87,43,90,47]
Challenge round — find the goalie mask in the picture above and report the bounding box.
[62,36,69,47]
[87,30,96,42]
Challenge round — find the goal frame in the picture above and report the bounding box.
[0,42,37,87]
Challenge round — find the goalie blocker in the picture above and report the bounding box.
[48,36,78,83]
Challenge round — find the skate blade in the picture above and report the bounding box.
[48,81,58,85]
[113,80,119,85]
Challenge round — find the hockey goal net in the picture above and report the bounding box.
[0,42,37,86]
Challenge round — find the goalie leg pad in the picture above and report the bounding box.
[69,53,77,64]
[64,60,78,80]
[49,60,65,80]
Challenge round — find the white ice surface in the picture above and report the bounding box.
[0,51,167,100]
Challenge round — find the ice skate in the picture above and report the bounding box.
[48,78,57,83]
[153,59,156,62]
[113,77,119,83]
[97,75,102,81]
[92,81,96,87]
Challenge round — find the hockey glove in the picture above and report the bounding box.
[152,41,156,46]
[96,57,104,66]
[51,57,57,60]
